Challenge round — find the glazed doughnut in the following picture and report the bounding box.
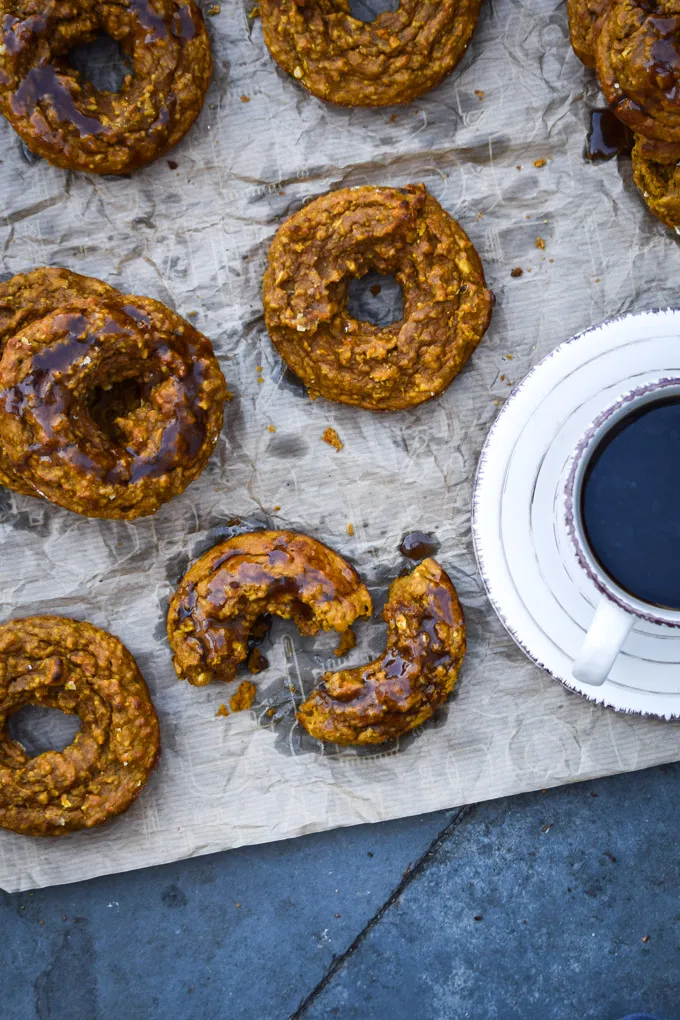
[262,184,492,412]
[167,530,372,686]
[633,132,680,164]
[0,0,211,174]
[259,0,482,108]
[595,0,680,144]
[0,267,226,519]
[298,558,465,746]
[0,615,160,837]
[0,267,117,496]
[567,0,612,66]
[632,134,680,228]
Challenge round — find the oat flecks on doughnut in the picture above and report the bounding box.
[167,530,373,687]
[567,0,613,66]
[594,0,680,143]
[0,0,211,174]
[262,184,492,412]
[632,134,680,227]
[0,267,227,519]
[260,0,482,108]
[298,558,466,746]
[632,131,680,165]
[0,615,160,837]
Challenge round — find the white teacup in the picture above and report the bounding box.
[564,376,680,687]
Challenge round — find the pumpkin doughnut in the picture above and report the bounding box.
[0,0,211,174]
[298,558,465,746]
[0,267,227,519]
[167,530,372,686]
[259,0,482,108]
[0,267,118,496]
[594,0,680,144]
[633,132,680,164]
[0,615,160,837]
[632,133,680,227]
[262,184,492,412]
[567,0,612,66]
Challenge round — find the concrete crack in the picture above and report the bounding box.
[290,804,476,1018]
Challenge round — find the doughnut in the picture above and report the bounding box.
[633,132,680,164]
[262,184,492,412]
[567,0,612,66]
[594,0,680,144]
[0,0,211,174]
[167,530,372,686]
[0,267,120,497]
[0,615,160,837]
[298,558,465,746]
[259,0,482,108]
[0,267,227,519]
[632,134,680,228]
[567,0,680,229]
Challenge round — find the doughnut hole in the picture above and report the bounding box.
[347,271,405,328]
[348,0,401,22]
[87,376,145,445]
[8,704,81,757]
[68,35,132,93]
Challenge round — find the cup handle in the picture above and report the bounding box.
[572,598,635,687]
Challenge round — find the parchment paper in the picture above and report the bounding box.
[1,0,680,894]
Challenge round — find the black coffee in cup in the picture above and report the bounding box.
[581,395,680,610]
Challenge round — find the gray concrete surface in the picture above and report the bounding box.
[2,764,679,1019]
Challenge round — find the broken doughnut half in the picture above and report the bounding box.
[298,558,466,746]
[167,530,373,686]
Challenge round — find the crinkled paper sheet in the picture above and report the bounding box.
[1,0,680,893]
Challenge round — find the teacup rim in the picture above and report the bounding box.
[564,374,680,629]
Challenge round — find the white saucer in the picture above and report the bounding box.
[472,309,680,719]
